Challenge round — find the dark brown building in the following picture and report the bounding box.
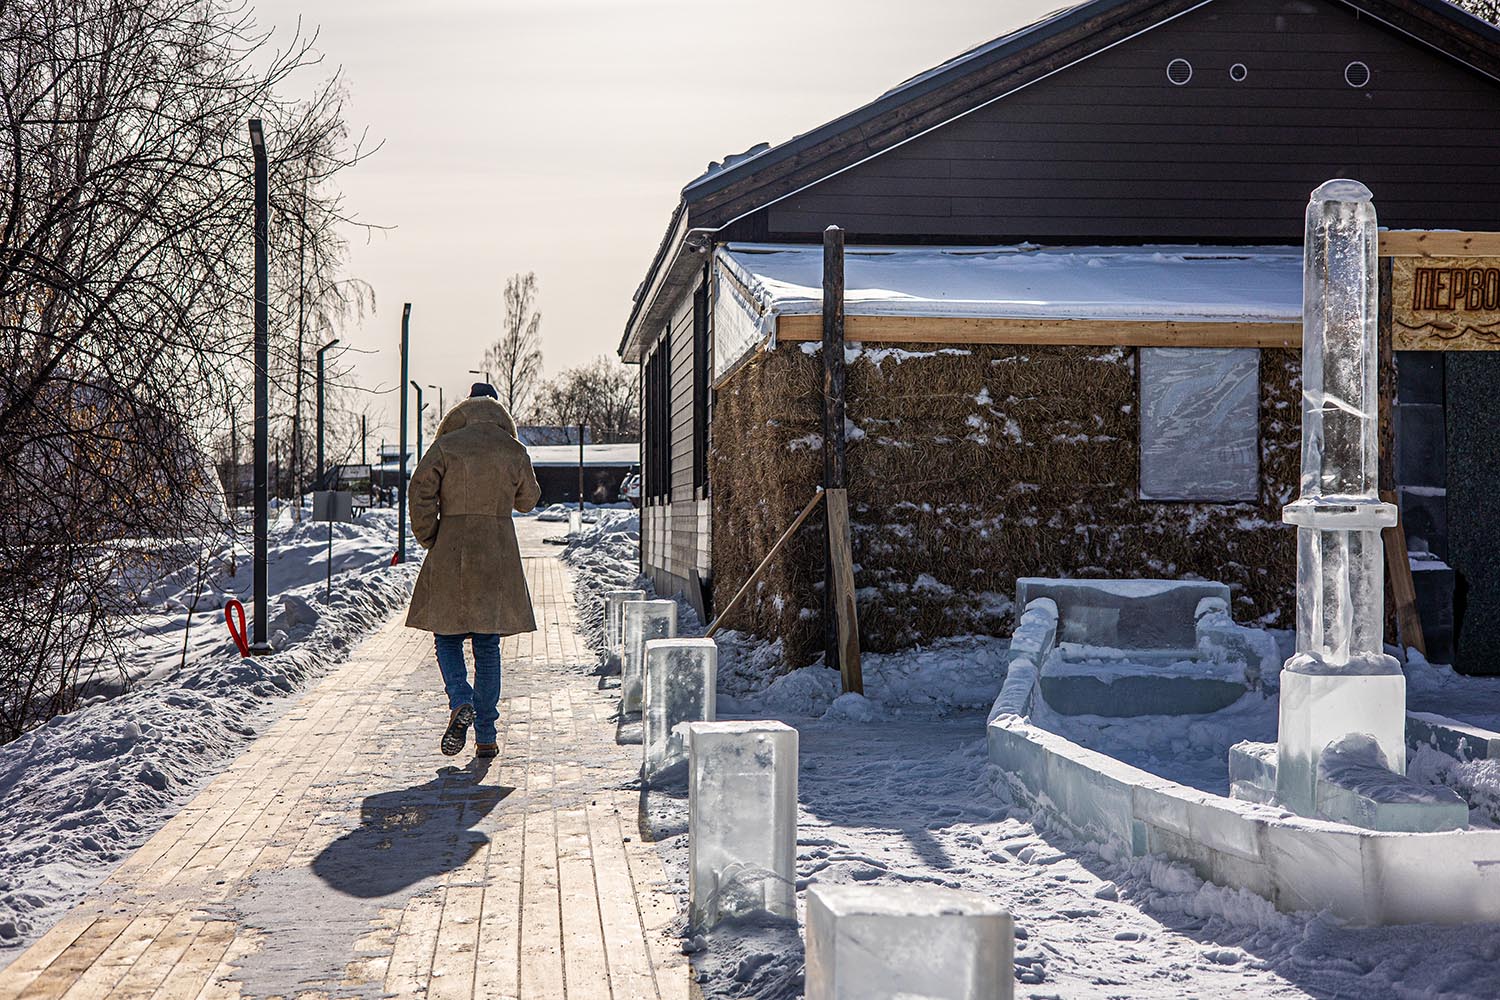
[620,0,1500,671]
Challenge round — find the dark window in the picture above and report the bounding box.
[643,351,657,502]
[693,282,709,491]
[646,330,673,503]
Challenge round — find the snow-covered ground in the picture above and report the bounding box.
[563,513,1500,1000]
[0,505,419,961]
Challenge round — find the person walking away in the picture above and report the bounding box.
[406,383,541,757]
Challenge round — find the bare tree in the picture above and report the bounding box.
[483,272,544,418]
[529,356,639,442]
[0,0,373,743]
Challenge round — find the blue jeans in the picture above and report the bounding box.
[434,633,502,744]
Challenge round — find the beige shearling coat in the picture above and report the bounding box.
[404,397,542,636]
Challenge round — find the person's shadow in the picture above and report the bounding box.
[311,760,513,899]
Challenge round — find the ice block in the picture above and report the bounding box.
[643,638,717,781]
[805,883,1014,1000]
[604,588,646,659]
[621,599,676,713]
[684,721,797,929]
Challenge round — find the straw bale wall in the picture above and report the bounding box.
[709,342,1301,669]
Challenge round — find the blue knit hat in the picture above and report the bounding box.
[469,382,498,399]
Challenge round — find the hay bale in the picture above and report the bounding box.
[710,342,1300,669]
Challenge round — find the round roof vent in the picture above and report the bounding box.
[1167,58,1193,85]
[1345,61,1371,88]
[1229,62,1248,82]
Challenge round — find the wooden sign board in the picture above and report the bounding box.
[1391,256,1500,350]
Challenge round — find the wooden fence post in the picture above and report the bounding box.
[822,226,863,694]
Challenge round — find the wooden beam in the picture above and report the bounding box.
[776,314,1300,347]
[1379,230,1500,258]
[825,488,863,695]
[1381,489,1427,658]
[705,490,825,638]
[821,225,862,694]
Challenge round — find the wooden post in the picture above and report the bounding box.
[822,226,863,693]
[1378,257,1398,644]
[1377,260,1426,657]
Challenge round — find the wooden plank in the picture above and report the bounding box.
[13,918,130,1000]
[825,488,864,695]
[1381,488,1428,658]
[776,313,1300,347]
[147,920,237,1000]
[1380,231,1500,258]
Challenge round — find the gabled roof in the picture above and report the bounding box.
[619,0,1500,360]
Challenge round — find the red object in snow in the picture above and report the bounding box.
[225,600,251,658]
[391,550,401,566]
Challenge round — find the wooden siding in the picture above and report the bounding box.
[761,0,1500,243]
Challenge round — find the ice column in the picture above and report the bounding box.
[604,588,646,665]
[568,509,583,534]
[622,599,676,713]
[643,638,717,781]
[684,721,797,930]
[805,884,1014,1000]
[1276,180,1405,816]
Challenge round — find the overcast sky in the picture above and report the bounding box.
[251,0,1058,438]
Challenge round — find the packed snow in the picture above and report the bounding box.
[562,511,1500,1000]
[0,505,419,962]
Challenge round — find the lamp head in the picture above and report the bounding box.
[248,119,265,152]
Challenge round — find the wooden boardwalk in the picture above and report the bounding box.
[0,552,690,1000]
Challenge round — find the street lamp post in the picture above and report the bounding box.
[397,304,411,564]
[411,381,426,462]
[428,384,445,420]
[469,368,492,387]
[315,338,341,485]
[249,118,272,655]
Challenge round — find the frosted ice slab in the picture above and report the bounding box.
[1015,578,1228,650]
[622,600,676,714]
[643,638,717,782]
[685,721,797,930]
[805,884,1014,1000]
[1316,734,1467,832]
[604,589,646,665]
[1276,661,1405,816]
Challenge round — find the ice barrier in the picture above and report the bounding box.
[642,637,716,781]
[603,588,645,667]
[621,599,676,714]
[804,884,1014,1000]
[684,721,797,930]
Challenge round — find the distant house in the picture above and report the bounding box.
[526,443,637,506]
[517,425,593,447]
[619,0,1500,670]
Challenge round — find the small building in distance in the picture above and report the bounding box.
[618,0,1500,671]
[526,442,638,506]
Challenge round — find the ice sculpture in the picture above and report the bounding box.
[684,721,797,929]
[604,588,646,663]
[804,884,1014,1000]
[643,637,717,781]
[1275,180,1405,816]
[621,599,676,714]
[568,509,583,534]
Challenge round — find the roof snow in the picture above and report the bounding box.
[717,243,1304,326]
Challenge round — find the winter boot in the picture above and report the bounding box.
[476,742,498,759]
[441,704,476,756]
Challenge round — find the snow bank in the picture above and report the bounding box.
[0,509,418,960]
